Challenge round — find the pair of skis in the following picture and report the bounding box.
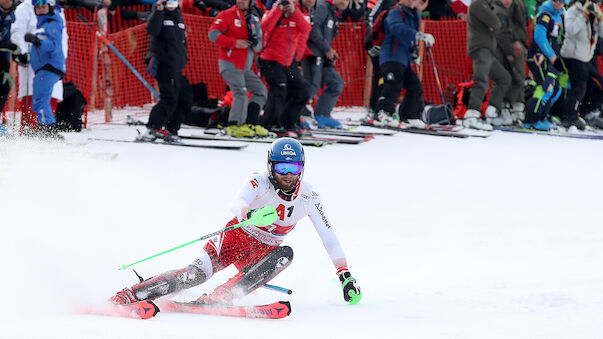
[82,299,291,320]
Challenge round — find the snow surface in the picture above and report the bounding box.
[2,114,603,339]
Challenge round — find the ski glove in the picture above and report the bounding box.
[416,32,435,48]
[0,41,21,55]
[24,33,41,47]
[12,53,28,65]
[368,45,381,57]
[338,270,362,304]
[1,71,14,90]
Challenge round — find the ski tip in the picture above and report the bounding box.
[279,301,292,316]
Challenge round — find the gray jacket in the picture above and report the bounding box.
[561,2,603,62]
[307,0,340,57]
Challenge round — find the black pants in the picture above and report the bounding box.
[260,60,309,130]
[375,61,424,120]
[368,54,382,114]
[147,68,190,135]
[561,58,589,122]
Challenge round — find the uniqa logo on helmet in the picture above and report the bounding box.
[280,144,297,157]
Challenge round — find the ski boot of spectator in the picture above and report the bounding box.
[315,114,342,129]
[377,110,401,128]
[407,119,426,129]
[509,102,525,123]
[561,116,587,131]
[226,124,255,138]
[584,111,603,129]
[243,124,269,137]
[300,117,312,130]
[523,120,550,131]
[485,105,511,126]
[462,109,493,131]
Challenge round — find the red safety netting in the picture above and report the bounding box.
[421,19,472,105]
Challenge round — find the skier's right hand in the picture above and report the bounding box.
[12,53,28,66]
[338,270,362,305]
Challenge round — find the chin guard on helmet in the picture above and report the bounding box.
[267,137,305,195]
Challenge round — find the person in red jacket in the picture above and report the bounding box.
[209,0,269,138]
[259,0,312,137]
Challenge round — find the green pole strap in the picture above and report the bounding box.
[118,206,278,271]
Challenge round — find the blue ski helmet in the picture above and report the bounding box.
[267,137,305,193]
[32,0,55,6]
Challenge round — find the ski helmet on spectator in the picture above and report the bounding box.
[267,137,305,194]
[32,0,55,6]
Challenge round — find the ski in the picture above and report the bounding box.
[494,126,603,140]
[361,120,472,138]
[88,137,249,150]
[179,132,329,147]
[158,300,291,319]
[80,300,159,319]
[270,129,364,144]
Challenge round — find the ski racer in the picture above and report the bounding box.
[111,137,362,306]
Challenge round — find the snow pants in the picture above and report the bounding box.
[32,70,61,126]
[301,58,343,117]
[468,48,511,112]
[376,61,424,120]
[221,68,267,125]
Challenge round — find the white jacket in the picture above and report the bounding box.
[560,2,603,62]
[10,1,68,100]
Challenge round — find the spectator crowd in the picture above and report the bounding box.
[3,0,603,139]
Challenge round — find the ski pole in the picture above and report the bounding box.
[76,14,160,100]
[427,47,446,105]
[262,284,292,295]
[118,206,278,271]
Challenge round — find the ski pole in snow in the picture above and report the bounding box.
[76,14,160,100]
[118,206,278,271]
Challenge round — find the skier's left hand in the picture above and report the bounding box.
[338,270,362,304]
[24,33,41,47]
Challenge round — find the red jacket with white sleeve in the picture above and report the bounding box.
[260,5,311,67]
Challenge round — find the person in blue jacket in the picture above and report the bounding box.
[23,0,65,138]
[524,0,565,131]
[374,0,433,129]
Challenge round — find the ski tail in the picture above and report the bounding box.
[80,300,159,319]
[158,300,291,319]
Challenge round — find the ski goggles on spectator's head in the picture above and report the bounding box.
[165,0,178,8]
[273,161,304,175]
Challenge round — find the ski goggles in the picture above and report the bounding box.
[273,161,303,175]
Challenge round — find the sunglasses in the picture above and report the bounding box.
[273,161,304,175]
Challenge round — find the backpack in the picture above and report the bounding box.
[422,104,455,125]
[452,80,491,119]
[367,4,401,48]
[55,82,86,132]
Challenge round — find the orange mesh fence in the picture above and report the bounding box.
[421,19,471,105]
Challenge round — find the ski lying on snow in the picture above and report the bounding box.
[158,300,291,319]
[494,126,603,140]
[361,120,472,138]
[302,127,391,138]
[270,130,363,144]
[179,132,328,147]
[88,137,248,150]
[80,300,159,319]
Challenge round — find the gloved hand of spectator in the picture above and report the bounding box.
[1,71,14,90]
[194,0,207,12]
[368,45,381,57]
[24,33,41,47]
[12,53,28,65]
[0,41,21,55]
[416,32,435,48]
